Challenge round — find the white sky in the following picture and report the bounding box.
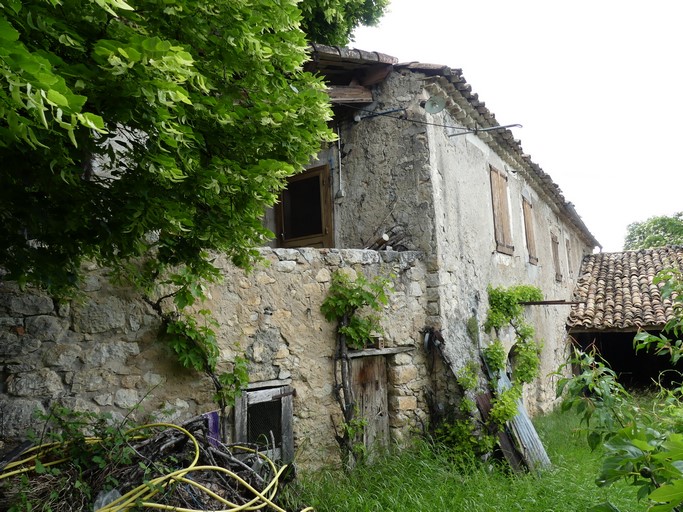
[352,0,683,252]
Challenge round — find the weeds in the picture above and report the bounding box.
[283,408,640,512]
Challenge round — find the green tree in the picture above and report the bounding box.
[1,0,337,410]
[623,213,683,250]
[0,0,334,294]
[299,0,389,45]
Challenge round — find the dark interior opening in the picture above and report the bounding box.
[572,331,683,389]
[282,175,322,239]
[247,400,282,448]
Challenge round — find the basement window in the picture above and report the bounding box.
[276,165,333,248]
[234,383,294,462]
[489,165,514,255]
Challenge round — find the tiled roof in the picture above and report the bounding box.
[567,247,683,331]
[307,45,599,249]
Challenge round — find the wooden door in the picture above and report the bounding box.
[351,355,389,452]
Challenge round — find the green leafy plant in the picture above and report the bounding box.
[557,344,683,511]
[483,285,543,385]
[481,284,543,443]
[321,271,391,349]
[484,285,543,332]
[634,269,683,363]
[488,386,522,428]
[299,0,389,45]
[483,339,506,374]
[457,360,480,392]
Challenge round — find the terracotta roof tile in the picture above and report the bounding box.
[568,247,683,331]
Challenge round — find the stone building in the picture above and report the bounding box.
[0,46,598,469]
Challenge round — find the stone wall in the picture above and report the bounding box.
[0,249,435,469]
[208,248,432,466]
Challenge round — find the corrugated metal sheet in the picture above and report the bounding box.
[496,371,551,471]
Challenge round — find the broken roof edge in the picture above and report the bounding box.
[307,46,600,249]
[309,43,398,65]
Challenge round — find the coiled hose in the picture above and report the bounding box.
[0,422,313,512]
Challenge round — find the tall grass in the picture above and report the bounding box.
[282,408,641,511]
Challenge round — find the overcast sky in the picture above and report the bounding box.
[352,0,683,252]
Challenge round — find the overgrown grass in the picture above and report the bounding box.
[283,408,641,511]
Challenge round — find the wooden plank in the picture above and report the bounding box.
[351,356,389,455]
[327,85,373,104]
[235,392,248,444]
[347,346,414,359]
[281,387,294,463]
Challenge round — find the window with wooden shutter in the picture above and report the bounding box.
[522,197,538,265]
[276,165,333,248]
[551,233,562,282]
[565,238,573,277]
[235,384,294,462]
[489,165,514,255]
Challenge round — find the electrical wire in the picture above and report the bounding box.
[0,423,313,512]
[338,102,522,135]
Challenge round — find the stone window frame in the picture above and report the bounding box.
[521,196,538,265]
[489,165,514,255]
[234,380,294,462]
[275,165,333,248]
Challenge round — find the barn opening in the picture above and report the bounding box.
[570,330,683,389]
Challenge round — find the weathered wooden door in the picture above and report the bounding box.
[351,355,389,452]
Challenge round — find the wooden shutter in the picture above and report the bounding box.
[522,197,538,265]
[489,166,514,255]
[551,233,562,282]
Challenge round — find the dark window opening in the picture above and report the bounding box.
[247,400,282,449]
[235,384,294,462]
[282,176,323,240]
[276,166,333,248]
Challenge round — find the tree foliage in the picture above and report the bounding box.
[299,0,388,46]
[557,270,683,512]
[0,0,334,294]
[624,213,683,250]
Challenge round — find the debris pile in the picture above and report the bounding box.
[0,416,307,511]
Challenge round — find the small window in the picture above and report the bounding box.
[551,233,562,282]
[522,197,538,265]
[235,384,294,462]
[489,165,514,255]
[276,166,333,248]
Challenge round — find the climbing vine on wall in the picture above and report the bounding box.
[483,284,543,428]
[321,270,392,467]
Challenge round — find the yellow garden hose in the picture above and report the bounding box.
[0,422,313,512]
